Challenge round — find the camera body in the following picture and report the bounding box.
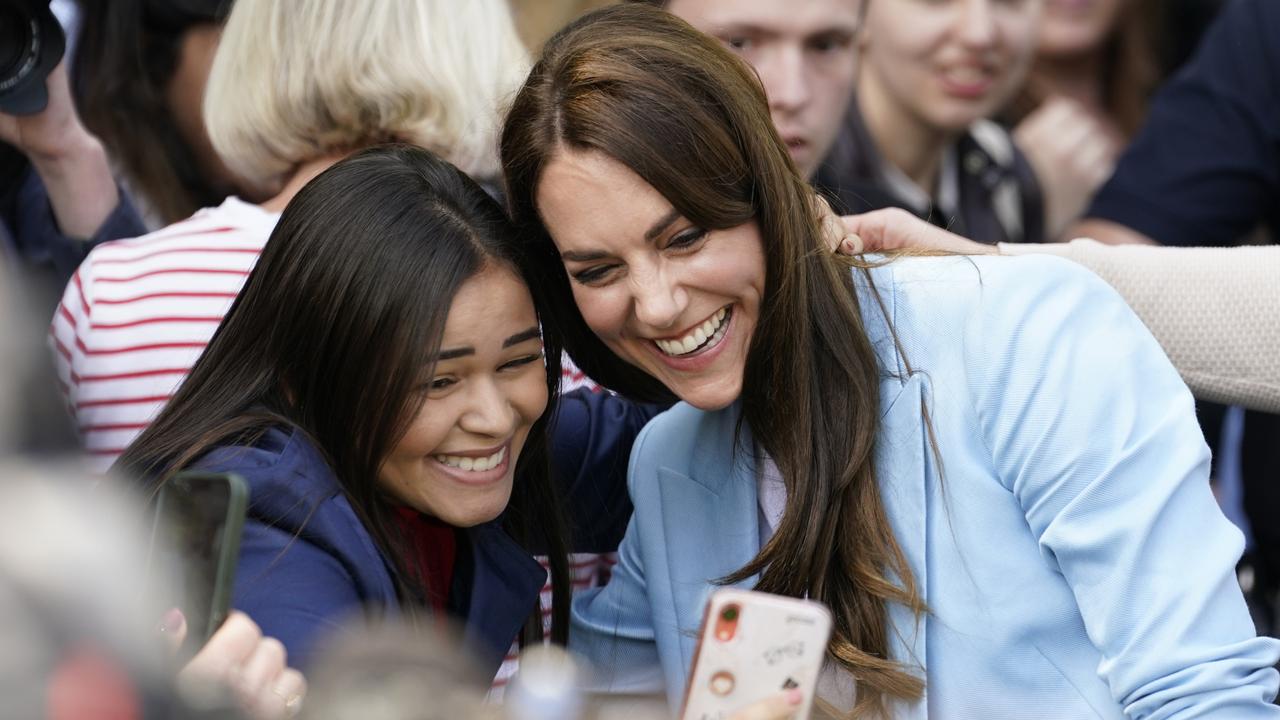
[0,0,64,115]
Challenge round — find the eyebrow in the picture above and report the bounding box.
[644,207,682,242]
[560,207,682,262]
[434,326,542,361]
[715,22,858,40]
[502,326,543,348]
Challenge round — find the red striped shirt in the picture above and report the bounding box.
[50,198,280,473]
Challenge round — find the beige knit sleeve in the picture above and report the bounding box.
[998,240,1280,412]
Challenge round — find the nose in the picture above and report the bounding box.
[458,377,517,439]
[956,0,997,50]
[757,45,811,116]
[629,265,687,332]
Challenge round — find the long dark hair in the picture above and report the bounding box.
[501,4,924,714]
[117,144,571,644]
[72,0,236,224]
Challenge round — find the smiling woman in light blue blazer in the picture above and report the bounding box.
[500,5,1280,718]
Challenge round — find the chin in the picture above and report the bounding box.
[438,494,511,528]
[670,376,743,412]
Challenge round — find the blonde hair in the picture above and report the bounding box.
[204,0,528,189]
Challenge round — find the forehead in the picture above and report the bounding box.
[536,149,673,248]
[667,0,863,36]
[440,265,538,347]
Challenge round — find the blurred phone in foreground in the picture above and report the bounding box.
[148,471,248,657]
[680,588,832,720]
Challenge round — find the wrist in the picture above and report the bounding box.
[28,127,120,240]
[26,122,106,176]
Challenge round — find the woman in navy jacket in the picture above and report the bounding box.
[117,145,653,678]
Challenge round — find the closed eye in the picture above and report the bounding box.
[571,264,620,286]
[428,377,456,392]
[667,228,708,251]
[500,353,543,371]
[808,32,854,54]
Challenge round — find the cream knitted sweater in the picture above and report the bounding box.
[1000,240,1280,413]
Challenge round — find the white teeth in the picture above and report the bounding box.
[435,447,506,472]
[655,308,729,357]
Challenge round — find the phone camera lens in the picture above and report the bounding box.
[721,605,738,622]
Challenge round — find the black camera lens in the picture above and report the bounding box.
[721,605,739,622]
[0,0,64,115]
[0,8,35,81]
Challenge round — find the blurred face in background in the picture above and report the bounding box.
[1037,0,1125,56]
[859,0,1044,134]
[666,0,864,177]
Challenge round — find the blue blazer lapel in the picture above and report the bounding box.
[876,373,930,718]
[658,408,761,673]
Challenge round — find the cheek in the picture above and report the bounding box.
[571,284,628,340]
[386,409,447,469]
[816,68,858,119]
[513,375,550,428]
[705,234,767,300]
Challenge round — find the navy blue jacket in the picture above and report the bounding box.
[1086,0,1280,246]
[196,388,660,676]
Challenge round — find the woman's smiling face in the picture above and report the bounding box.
[377,264,548,527]
[535,148,766,411]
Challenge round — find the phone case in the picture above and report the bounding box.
[149,471,249,649]
[680,588,833,720]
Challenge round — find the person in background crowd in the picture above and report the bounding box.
[2,62,146,311]
[51,0,527,471]
[501,5,1279,716]
[1007,0,1161,238]
[816,0,1046,245]
[1060,0,1280,634]
[71,0,250,227]
[116,145,644,682]
[639,0,863,182]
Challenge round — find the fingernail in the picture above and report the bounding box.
[159,607,184,634]
[786,688,803,705]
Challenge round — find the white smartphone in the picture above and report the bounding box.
[680,588,833,720]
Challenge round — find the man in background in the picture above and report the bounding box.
[632,0,863,182]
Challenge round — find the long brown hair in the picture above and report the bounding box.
[117,145,571,644]
[501,5,924,713]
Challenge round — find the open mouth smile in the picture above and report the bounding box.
[653,307,732,357]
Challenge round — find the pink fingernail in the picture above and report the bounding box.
[160,607,184,634]
[786,688,803,705]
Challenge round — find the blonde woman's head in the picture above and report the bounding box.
[204,0,528,192]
